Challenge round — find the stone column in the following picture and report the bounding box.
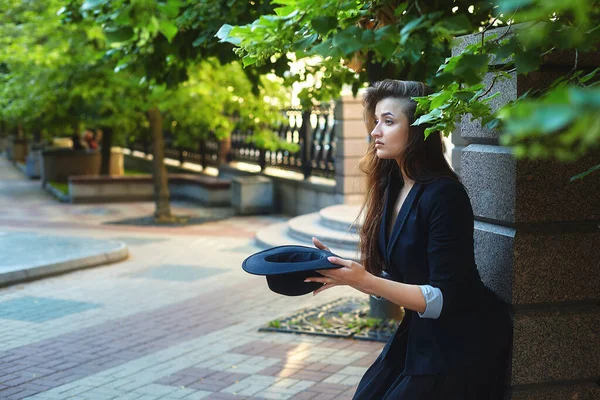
[455,27,600,399]
[333,95,368,204]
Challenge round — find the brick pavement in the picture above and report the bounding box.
[0,157,385,399]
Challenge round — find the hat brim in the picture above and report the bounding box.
[242,245,341,275]
[242,245,343,296]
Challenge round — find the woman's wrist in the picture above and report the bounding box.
[362,273,381,297]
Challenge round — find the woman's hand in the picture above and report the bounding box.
[312,237,330,252]
[308,237,373,296]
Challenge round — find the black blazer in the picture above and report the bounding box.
[378,176,510,375]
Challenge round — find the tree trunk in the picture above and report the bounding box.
[147,106,171,220]
[72,120,79,138]
[100,127,113,175]
[219,136,232,164]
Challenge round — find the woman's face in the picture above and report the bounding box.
[370,97,410,161]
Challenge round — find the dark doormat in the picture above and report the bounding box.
[260,297,403,343]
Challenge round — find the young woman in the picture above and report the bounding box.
[306,80,512,399]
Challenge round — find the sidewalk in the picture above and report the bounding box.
[0,231,128,287]
[0,156,384,400]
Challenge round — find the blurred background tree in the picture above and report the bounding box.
[67,0,291,221]
[0,0,294,221]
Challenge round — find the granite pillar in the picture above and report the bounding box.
[455,26,600,398]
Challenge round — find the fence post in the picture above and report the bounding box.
[199,140,206,170]
[179,148,185,165]
[258,149,266,170]
[301,110,313,179]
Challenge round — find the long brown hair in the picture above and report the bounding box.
[357,80,459,276]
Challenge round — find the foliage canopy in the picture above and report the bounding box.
[219,0,600,179]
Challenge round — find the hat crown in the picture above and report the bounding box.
[264,251,323,263]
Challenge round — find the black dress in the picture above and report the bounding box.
[352,177,512,400]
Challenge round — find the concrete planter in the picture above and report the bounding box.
[41,147,124,184]
[25,149,43,179]
[52,137,73,148]
[11,138,29,163]
[231,176,274,215]
[68,174,231,205]
[42,148,101,184]
[109,147,125,176]
[0,136,8,153]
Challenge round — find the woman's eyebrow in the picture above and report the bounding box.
[377,112,395,118]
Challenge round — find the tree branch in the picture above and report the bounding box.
[569,48,579,76]
[476,74,499,101]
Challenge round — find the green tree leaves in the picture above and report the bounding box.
[218,0,599,180]
[311,16,338,35]
[498,85,600,163]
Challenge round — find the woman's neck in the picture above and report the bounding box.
[399,167,414,187]
[396,159,414,186]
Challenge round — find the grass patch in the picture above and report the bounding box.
[124,169,149,176]
[49,181,69,196]
[261,298,402,342]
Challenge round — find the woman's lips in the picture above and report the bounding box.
[375,141,384,147]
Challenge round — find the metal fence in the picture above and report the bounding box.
[128,104,336,179]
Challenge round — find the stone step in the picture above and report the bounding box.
[319,204,363,233]
[288,213,360,251]
[255,221,359,261]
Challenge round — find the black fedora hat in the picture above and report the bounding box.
[242,245,342,296]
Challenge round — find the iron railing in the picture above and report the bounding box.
[128,105,336,179]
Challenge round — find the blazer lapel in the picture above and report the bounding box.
[386,182,422,261]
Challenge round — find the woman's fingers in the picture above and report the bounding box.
[313,283,337,296]
[312,237,330,252]
[326,256,354,268]
[305,276,335,285]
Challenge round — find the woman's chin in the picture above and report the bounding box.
[375,150,393,159]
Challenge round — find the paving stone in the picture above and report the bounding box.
[0,296,100,323]
[0,156,373,400]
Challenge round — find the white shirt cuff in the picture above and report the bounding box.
[418,285,443,319]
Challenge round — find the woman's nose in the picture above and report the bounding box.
[370,124,381,138]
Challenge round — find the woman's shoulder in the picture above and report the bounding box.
[417,176,472,215]
[420,176,468,199]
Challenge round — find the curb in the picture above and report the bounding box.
[45,182,71,203]
[0,242,129,287]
